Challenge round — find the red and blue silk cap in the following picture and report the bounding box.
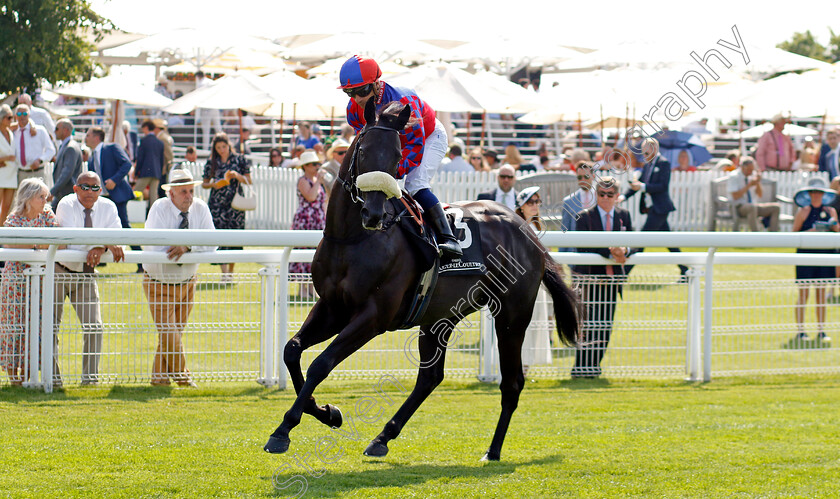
[338,55,382,89]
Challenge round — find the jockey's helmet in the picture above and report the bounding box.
[338,55,382,89]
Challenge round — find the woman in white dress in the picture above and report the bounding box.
[0,105,19,224]
[515,186,552,373]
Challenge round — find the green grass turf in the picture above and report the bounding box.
[2,376,840,498]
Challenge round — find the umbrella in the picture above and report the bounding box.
[52,75,172,107]
[651,130,713,166]
[305,57,408,78]
[284,32,445,64]
[387,62,534,113]
[102,28,284,69]
[162,48,289,77]
[246,72,347,120]
[163,72,276,114]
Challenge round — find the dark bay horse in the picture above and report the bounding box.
[265,99,580,461]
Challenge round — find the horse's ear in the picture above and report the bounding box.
[395,104,412,131]
[364,97,376,126]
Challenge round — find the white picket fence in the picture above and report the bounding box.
[176,165,826,232]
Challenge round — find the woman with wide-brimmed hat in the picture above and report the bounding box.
[791,178,839,344]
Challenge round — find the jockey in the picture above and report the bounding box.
[339,55,463,259]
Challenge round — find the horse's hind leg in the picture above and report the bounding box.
[266,306,381,454]
[483,309,530,461]
[364,321,454,457]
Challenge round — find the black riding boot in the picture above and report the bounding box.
[426,203,463,258]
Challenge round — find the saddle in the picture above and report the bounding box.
[388,193,485,328]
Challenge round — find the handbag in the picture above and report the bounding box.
[231,183,257,211]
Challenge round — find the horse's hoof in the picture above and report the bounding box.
[481,452,500,462]
[264,435,290,454]
[363,440,389,457]
[326,404,343,428]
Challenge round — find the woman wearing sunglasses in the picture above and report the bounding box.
[338,55,462,258]
[514,186,550,374]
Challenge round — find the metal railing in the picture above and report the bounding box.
[1,229,840,392]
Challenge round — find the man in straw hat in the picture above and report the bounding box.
[142,169,217,387]
[321,138,350,196]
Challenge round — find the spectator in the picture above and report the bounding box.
[0,105,19,223]
[514,186,551,374]
[439,144,472,173]
[80,145,90,164]
[755,114,795,171]
[715,149,740,171]
[195,71,223,151]
[467,147,490,171]
[674,150,696,172]
[483,149,500,169]
[53,172,125,385]
[143,170,216,387]
[340,123,355,143]
[623,137,687,277]
[793,145,819,172]
[791,179,839,344]
[320,138,349,196]
[50,118,83,208]
[0,178,59,386]
[154,75,174,99]
[13,104,55,184]
[503,144,527,170]
[83,126,133,229]
[727,156,780,232]
[173,146,199,175]
[567,148,591,170]
[282,145,306,168]
[477,165,518,210]
[234,127,253,156]
[133,120,164,208]
[121,120,138,162]
[571,176,635,379]
[289,151,327,298]
[153,119,174,201]
[293,122,323,156]
[268,147,284,167]
[817,127,840,179]
[17,93,55,141]
[560,161,597,239]
[201,132,251,283]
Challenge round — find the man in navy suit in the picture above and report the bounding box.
[84,126,134,228]
[817,128,840,180]
[133,120,164,208]
[571,176,636,378]
[622,137,687,276]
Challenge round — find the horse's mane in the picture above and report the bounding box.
[378,102,421,130]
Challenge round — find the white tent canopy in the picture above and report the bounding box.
[740,122,818,139]
[164,72,276,114]
[285,32,445,64]
[387,62,536,113]
[52,75,172,108]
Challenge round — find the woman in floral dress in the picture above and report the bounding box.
[201,132,251,283]
[1,178,57,385]
[289,151,327,297]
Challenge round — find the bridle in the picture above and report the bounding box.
[334,125,400,206]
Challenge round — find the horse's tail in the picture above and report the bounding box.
[542,255,580,346]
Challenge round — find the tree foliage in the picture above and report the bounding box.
[777,29,840,63]
[0,0,114,94]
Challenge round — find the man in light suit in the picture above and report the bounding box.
[477,165,518,210]
[50,119,83,207]
[559,162,597,251]
[571,176,636,378]
[84,126,134,229]
[622,137,687,276]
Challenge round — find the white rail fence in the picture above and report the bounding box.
[1,229,839,392]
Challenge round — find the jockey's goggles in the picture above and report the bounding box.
[344,83,374,98]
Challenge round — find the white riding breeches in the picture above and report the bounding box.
[404,119,447,195]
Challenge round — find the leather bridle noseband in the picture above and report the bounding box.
[334,125,400,206]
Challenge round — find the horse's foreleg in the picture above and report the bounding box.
[482,312,529,462]
[365,322,454,458]
[265,305,381,454]
[284,299,344,428]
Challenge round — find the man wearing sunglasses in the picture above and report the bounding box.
[53,171,125,385]
[571,177,636,379]
[13,104,55,184]
[477,165,518,211]
[339,55,462,258]
[559,162,597,250]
